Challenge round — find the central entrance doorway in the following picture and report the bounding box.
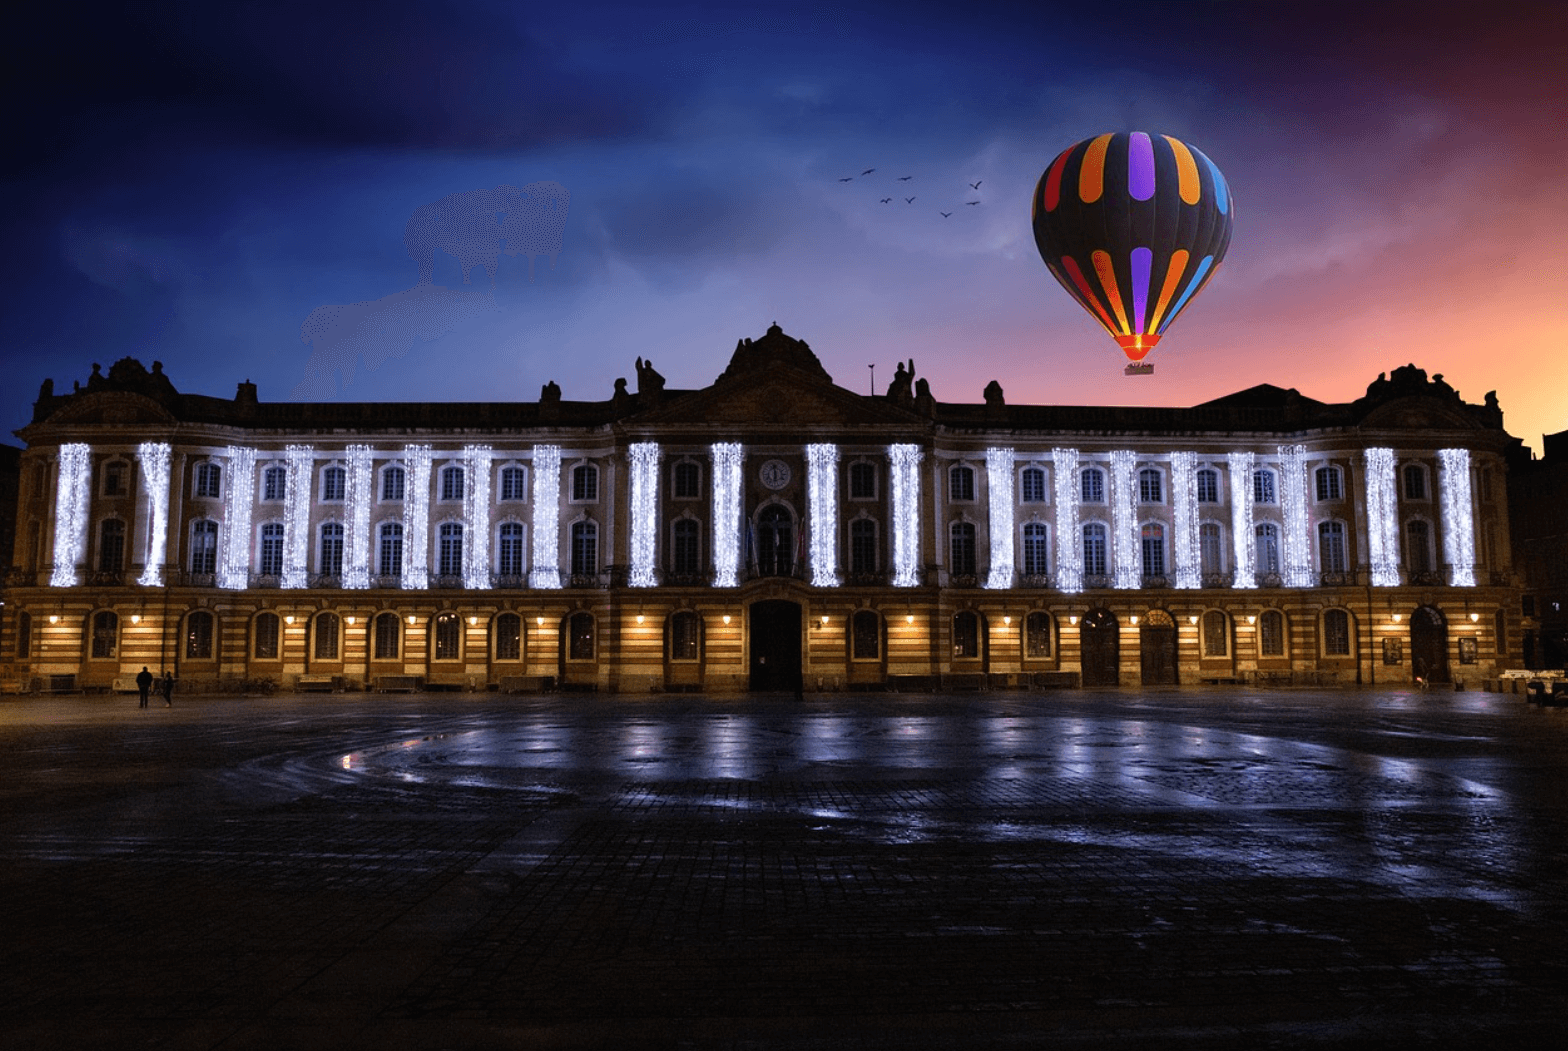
[1410,604,1450,684]
[1080,608,1119,686]
[1140,609,1178,686]
[749,599,802,693]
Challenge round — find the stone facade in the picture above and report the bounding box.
[0,328,1523,693]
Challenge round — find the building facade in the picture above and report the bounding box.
[0,327,1522,693]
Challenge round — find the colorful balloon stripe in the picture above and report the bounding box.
[1042,147,1069,212]
[1198,148,1229,215]
[1130,247,1153,334]
[1157,254,1214,334]
[1147,248,1190,336]
[1163,135,1201,205]
[1078,133,1113,204]
[1091,249,1129,333]
[1060,255,1118,335]
[1128,132,1155,202]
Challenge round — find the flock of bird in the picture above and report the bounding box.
[837,168,984,218]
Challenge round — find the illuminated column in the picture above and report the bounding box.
[529,444,561,589]
[1170,451,1199,589]
[402,444,432,589]
[343,445,373,589]
[281,445,314,589]
[1363,447,1400,587]
[1279,444,1313,587]
[1052,447,1082,593]
[1439,448,1477,587]
[463,444,493,589]
[136,442,172,587]
[629,442,662,587]
[219,446,256,589]
[806,443,841,588]
[49,443,92,587]
[984,447,1014,589]
[889,443,923,587]
[1110,449,1139,588]
[1227,451,1255,589]
[711,442,744,587]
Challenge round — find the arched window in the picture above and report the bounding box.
[1255,523,1280,575]
[15,611,32,658]
[253,612,280,659]
[263,465,286,501]
[1199,523,1223,577]
[1202,610,1228,657]
[849,519,877,575]
[1025,611,1052,658]
[1195,468,1219,503]
[1020,466,1046,503]
[1082,523,1107,577]
[438,522,464,577]
[432,612,460,660]
[952,611,979,659]
[440,465,465,502]
[572,464,598,502]
[185,611,215,659]
[1141,523,1165,578]
[191,520,218,575]
[494,612,523,661]
[568,612,595,660]
[849,462,876,499]
[321,466,346,502]
[1138,468,1163,504]
[195,462,222,498]
[949,464,975,502]
[756,507,792,577]
[1403,464,1427,500]
[500,466,527,501]
[670,611,701,661]
[498,522,526,577]
[851,609,880,660]
[1318,521,1347,574]
[1259,609,1285,656]
[671,519,699,575]
[1081,467,1105,503]
[1022,522,1049,577]
[949,521,977,576]
[1406,520,1432,574]
[379,522,404,577]
[381,464,406,501]
[90,610,118,659]
[319,523,344,576]
[672,461,700,499]
[98,519,125,572]
[1323,608,1351,656]
[373,612,400,660]
[1253,469,1276,505]
[1315,466,1343,502]
[259,523,285,576]
[570,520,598,576]
[313,613,340,661]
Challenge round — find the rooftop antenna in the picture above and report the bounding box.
[868,364,875,395]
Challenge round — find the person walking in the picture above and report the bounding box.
[135,666,153,709]
[161,671,175,707]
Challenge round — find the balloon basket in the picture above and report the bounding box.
[1124,362,1154,376]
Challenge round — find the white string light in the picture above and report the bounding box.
[1052,448,1082,593]
[50,443,92,587]
[1170,451,1200,589]
[806,443,841,587]
[984,447,1014,589]
[343,445,373,589]
[529,444,561,588]
[711,442,743,587]
[1364,447,1400,587]
[1227,451,1255,589]
[281,445,313,589]
[219,446,255,589]
[629,442,661,587]
[1439,448,1476,587]
[463,444,493,589]
[1279,444,1312,587]
[136,442,172,587]
[889,443,923,587]
[402,444,432,589]
[1110,450,1139,589]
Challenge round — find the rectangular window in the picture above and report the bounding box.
[1025,612,1052,658]
[498,524,526,577]
[1141,525,1165,578]
[1139,469,1162,504]
[950,466,975,502]
[850,520,877,575]
[1403,465,1426,500]
[382,466,405,501]
[672,521,699,575]
[849,462,876,499]
[441,467,464,502]
[671,613,701,661]
[851,611,880,660]
[1022,523,1048,577]
[500,466,527,501]
[314,615,339,660]
[379,525,403,576]
[320,525,344,576]
[195,463,222,498]
[1020,467,1046,503]
[1319,522,1346,574]
[673,462,700,499]
[571,523,597,576]
[950,522,976,576]
[104,463,126,496]
[1203,611,1228,657]
[1082,468,1104,503]
[439,525,464,577]
[1324,609,1350,656]
[191,521,218,575]
[260,525,284,576]
[573,465,598,502]
[1199,523,1222,577]
[374,614,400,660]
[264,467,286,501]
[1259,611,1284,657]
[1083,525,1107,577]
[495,614,522,661]
[1316,466,1342,502]
[322,467,345,501]
[1196,469,1218,503]
[1253,470,1276,504]
[254,614,280,660]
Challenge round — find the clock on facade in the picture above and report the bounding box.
[759,459,792,490]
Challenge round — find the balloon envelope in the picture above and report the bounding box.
[1032,132,1233,363]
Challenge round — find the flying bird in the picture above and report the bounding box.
[838,177,853,182]
[969,181,982,189]
[940,212,952,218]
[905,196,916,203]
[881,197,892,203]
[862,168,876,175]
[966,200,980,206]
[898,176,912,181]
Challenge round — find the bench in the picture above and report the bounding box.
[375,675,420,693]
[297,674,344,693]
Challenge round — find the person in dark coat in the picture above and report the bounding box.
[161,671,175,707]
[135,667,153,709]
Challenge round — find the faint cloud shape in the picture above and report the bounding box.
[405,181,570,284]
[61,225,182,291]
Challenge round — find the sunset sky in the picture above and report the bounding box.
[5,1,1565,451]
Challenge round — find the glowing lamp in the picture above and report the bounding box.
[722,614,731,625]
[1130,615,1139,626]
[49,614,59,624]
[1069,615,1078,626]
[1469,612,1480,623]
[537,616,545,627]
[636,613,645,625]
[1002,615,1011,626]
[1246,615,1256,625]
[131,614,141,624]
[469,616,478,626]
[819,615,829,627]
[1392,613,1402,623]
[285,615,295,625]
[906,614,914,625]
[346,616,355,625]
[408,615,416,625]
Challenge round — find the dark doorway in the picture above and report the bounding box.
[1140,609,1178,686]
[756,506,794,577]
[749,600,802,693]
[1080,608,1119,686]
[1410,604,1450,684]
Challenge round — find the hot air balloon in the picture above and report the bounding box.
[1031,132,1233,374]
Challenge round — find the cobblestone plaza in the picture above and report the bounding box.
[2,687,1566,1049]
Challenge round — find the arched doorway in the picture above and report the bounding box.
[749,599,802,693]
[1410,605,1449,684]
[1140,609,1178,686]
[1080,608,1119,686]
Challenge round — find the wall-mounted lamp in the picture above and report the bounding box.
[1469,612,1480,623]
[49,614,59,624]
[1068,615,1078,626]
[906,613,914,625]
[1392,613,1402,623]
[819,614,829,628]
[1130,615,1139,626]
[131,614,141,624]
[722,614,731,626]
[537,616,546,627]
[636,613,645,625]
[1246,614,1257,625]
[1002,615,1011,626]
[285,615,295,625]
[408,615,417,626]
[1188,615,1199,625]
[346,615,355,626]
[469,616,478,626]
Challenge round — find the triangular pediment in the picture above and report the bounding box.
[1358,395,1478,431]
[627,366,927,431]
[40,391,179,428]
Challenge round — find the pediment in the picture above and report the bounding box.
[1358,395,1477,431]
[629,368,925,430]
[42,391,179,428]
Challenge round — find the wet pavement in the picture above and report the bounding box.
[2,687,1567,1049]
